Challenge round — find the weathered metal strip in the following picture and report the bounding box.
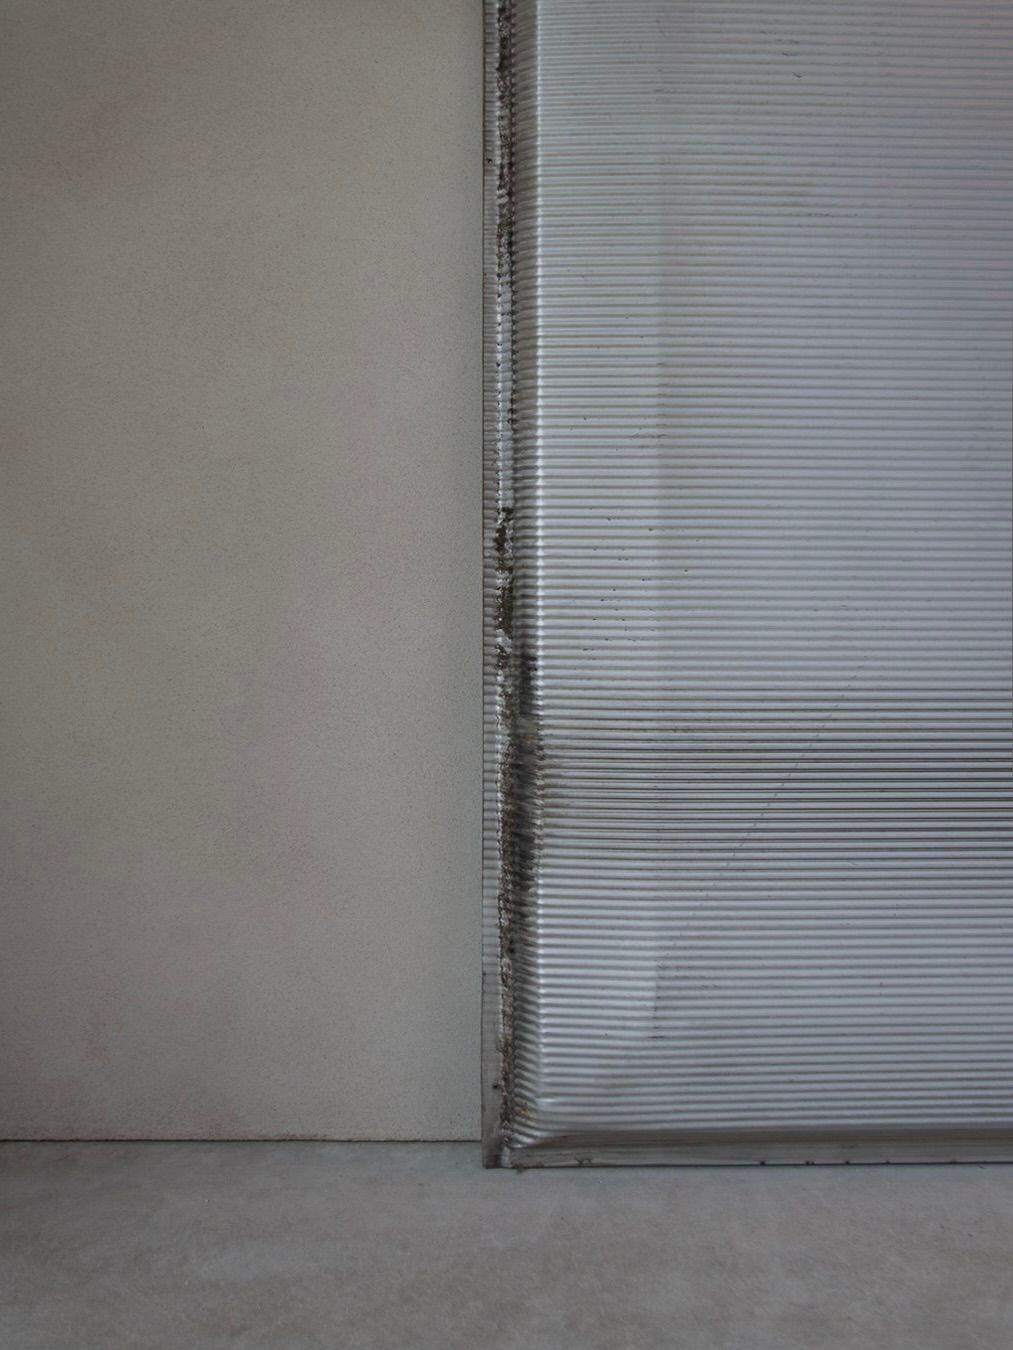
[481,0,515,1167]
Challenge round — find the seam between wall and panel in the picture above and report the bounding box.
[482,0,516,1168]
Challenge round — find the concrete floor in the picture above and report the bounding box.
[2,1144,1012,1348]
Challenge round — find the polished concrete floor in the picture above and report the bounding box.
[2,1142,1012,1348]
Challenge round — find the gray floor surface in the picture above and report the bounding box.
[2,1142,1012,1349]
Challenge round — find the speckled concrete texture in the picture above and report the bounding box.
[0,0,482,1139]
[2,1143,1011,1349]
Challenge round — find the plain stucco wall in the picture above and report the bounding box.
[0,0,482,1138]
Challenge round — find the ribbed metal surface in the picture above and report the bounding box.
[483,0,1013,1165]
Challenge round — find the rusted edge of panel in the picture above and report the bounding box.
[510,1128,1013,1169]
[481,0,516,1167]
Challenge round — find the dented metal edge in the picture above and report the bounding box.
[481,0,516,1167]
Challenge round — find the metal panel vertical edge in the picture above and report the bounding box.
[481,0,515,1167]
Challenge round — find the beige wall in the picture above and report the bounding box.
[0,0,482,1138]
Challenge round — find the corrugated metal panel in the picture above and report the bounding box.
[483,0,1013,1166]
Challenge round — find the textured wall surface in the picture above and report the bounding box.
[0,0,482,1138]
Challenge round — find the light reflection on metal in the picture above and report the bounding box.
[483,0,1013,1167]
